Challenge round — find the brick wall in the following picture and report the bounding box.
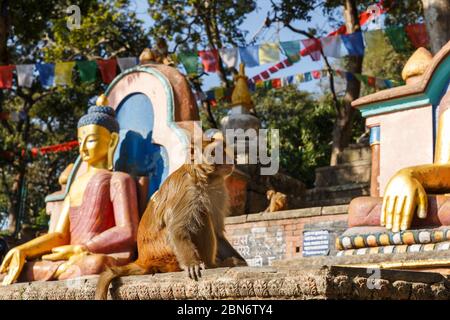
[224,205,349,266]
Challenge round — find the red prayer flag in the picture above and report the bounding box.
[268,66,278,74]
[0,65,15,89]
[367,76,376,87]
[252,75,262,82]
[261,71,270,80]
[405,24,429,49]
[282,59,293,67]
[198,49,219,73]
[97,59,117,84]
[312,70,321,79]
[272,78,282,88]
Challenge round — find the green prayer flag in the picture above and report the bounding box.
[280,41,301,62]
[178,51,200,75]
[76,61,97,83]
[385,26,411,53]
[264,80,272,89]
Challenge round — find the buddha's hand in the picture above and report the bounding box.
[0,248,26,285]
[381,170,428,232]
[42,245,88,261]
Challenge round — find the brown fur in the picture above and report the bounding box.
[264,190,288,212]
[95,159,246,300]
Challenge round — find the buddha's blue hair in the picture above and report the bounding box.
[77,106,119,133]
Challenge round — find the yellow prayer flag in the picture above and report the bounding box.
[55,61,75,86]
[258,43,280,65]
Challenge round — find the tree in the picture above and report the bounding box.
[253,85,334,186]
[147,0,257,127]
[0,0,148,235]
[422,0,450,54]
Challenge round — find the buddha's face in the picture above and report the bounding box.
[77,125,117,167]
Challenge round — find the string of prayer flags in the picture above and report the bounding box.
[97,58,117,84]
[0,65,15,89]
[385,26,410,53]
[341,31,365,56]
[405,23,429,49]
[300,38,321,61]
[238,45,259,67]
[36,63,55,88]
[76,61,97,83]
[117,57,138,72]
[219,48,238,69]
[55,62,75,86]
[198,49,219,73]
[321,35,343,58]
[258,43,280,65]
[16,64,34,88]
[178,51,200,75]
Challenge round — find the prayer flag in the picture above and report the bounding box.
[301,38,321,61]
[55,62,75,86]
[97,58,117,84]
[268,65,278,74]
[405,24,429,49]
[296,74,304,83]
[16,64,34,88]
[272,78,282,89]
[198,49,219,73]
[275,62,285,70]
[261,71,270,80]
[320,35,343,58]
[178,51,200,75]
[117,57,137,72]
[367,76,376,87]
[384,79,393,88]
[259,43,280,65]
[239,46,259,67]
[264,80,272,89]
[280,40,301,61]
[304,72,312,82]
[76,61,97,83]
[252,74,262,82]
[0,65,14,89]
[36,63,55,87]
[285,76,294,85]
[385,26,410,52]
[214,87,225,101]
[341,32,365,56]
[219,48,238,69]
[312,70,321,79]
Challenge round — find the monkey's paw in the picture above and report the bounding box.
[183,262,205,281]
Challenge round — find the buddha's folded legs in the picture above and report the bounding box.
[348,195,450,228]
[17,254,128,282]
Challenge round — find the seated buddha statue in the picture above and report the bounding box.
[0,105,139,285]
[347,48,450,234]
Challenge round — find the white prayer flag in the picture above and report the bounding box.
[320,35,343,58]
[219,48,238,69]
[16,64,35,88]
[117,57,138,72]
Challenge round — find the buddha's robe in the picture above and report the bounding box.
[20,170,139,281]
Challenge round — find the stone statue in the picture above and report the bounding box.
[0,105,139,285]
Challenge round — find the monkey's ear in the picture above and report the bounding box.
[267,190,275,200]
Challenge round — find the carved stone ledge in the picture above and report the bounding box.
[0,265,449,300]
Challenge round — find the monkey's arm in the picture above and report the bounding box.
[84,173,140,253]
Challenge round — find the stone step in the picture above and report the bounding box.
[314,160,371,188]
[337,144,371,164]
[301,183,370,205]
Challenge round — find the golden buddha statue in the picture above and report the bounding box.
[0,104,139,285]
[348,48,450,233]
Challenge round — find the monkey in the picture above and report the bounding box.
[264,190,288,213]
[95,136,246,300]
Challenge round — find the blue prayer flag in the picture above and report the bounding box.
[286,76,294,84]
[36,63,55,87]
[239,46,259,67]
[341,32,365,56]
[384,80,393,88]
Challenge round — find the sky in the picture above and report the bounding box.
[130,0,378,95]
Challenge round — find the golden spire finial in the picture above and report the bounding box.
[230,63,253,109]
[401,47,433,84]
[96,94,109,106]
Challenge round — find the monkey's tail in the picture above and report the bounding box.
[95,262,148,300]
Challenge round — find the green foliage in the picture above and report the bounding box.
[253,86,334,186]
